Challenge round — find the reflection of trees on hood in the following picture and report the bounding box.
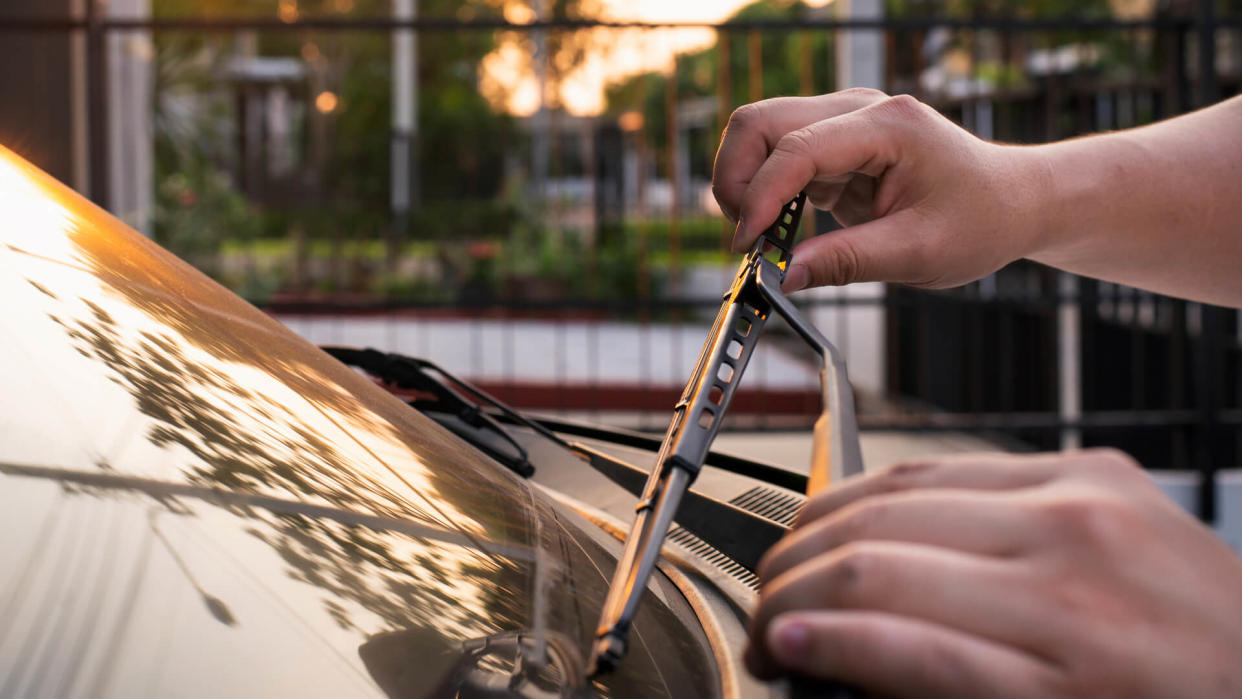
[251,511,529,638]
[64,207,533,543]
[48,294,528,638]
[29,277,711,698]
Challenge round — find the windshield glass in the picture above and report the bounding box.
[0,147,720,697]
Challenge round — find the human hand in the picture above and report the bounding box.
[712,89,1051,292]
[746,449,1242,697]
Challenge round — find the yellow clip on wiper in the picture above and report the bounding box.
[588,193,865,677]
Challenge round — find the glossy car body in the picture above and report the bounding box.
[0,147,801,697]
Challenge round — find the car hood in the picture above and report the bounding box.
[0,147,719,697]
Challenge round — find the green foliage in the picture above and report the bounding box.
[603,0,833,166]
[404,200,517,241]
[623,217,728,253]
[153,156,260,273]
[494,220,665,303]
[975,60,1026,88]
[149,0,533,301]
[418,81,513,200]
[373,272,457,303]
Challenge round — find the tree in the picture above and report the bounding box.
[603,1,834,176]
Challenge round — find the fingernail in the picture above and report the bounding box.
[771,619,810,662]
[730,218,747,253]
[782,264,809,293]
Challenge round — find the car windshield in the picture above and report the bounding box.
[0,148,720,698]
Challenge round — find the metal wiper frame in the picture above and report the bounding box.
[588,194,865,676]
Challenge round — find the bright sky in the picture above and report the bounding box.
[480,0,834,116]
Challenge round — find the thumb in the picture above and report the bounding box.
[783,208,929,290]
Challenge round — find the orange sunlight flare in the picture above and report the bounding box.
[479,0,837,117]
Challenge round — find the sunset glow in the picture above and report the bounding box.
[480,0,837,117]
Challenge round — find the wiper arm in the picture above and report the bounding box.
[588,194,865,676]
[321,346,567,478]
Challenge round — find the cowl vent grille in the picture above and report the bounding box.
[668,486,806,590]
[729,486,805,527]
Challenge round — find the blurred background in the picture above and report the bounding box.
[2,0,1241,521]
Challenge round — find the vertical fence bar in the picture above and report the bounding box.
[1079,278,1098,448]
[717,28,733,257]
[635,74,653,429]
[999,291,1015,413]
[589,311,600,419]
[1131,290,1147,410]
[1198,0,1219,105]
[748,29,763,103]
[86,0,108,207]
[666,56,681,298]
[717,28,732,131]
[1174,20,1191,113]
[911,26,925,101]
[799,31,814,95]
[1170,299,1188,469]
[1194,1,1220,521]
[916,290,931,402]
[797,30,817,238]
[391,0,417,264]
[556,309,567,416]
[998,20,1013,140]
[1059,273,1083,450]
[967,286,983,412]
[1197,305,1224,521]
[665,54,682,403]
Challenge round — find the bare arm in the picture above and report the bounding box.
[1031,99,1242,305]
[716,92,1242,697]
[714,90,1242,305]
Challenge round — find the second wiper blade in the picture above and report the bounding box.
[322,346,569,478]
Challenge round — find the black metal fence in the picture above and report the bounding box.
[3,2,1242,518]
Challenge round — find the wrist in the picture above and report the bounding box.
[1019,133,1151,271]
[1005,142,1064,263]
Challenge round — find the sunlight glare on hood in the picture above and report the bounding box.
[0,147,80,265]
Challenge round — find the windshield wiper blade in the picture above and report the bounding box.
[322,346,567,478]
[504,414,810,493]
[587,194,865,677]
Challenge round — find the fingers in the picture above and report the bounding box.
[802,179,846,211]
[759,489,1038,584]
[712,90,887,222]
[748,541,1049,675]
[795,452,1067,529]
[762,611,1056,698]
[780,208,927,289]
[732,105,905,253]
[827,173,878,227]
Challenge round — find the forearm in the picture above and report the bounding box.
[1025,95,1242,306]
